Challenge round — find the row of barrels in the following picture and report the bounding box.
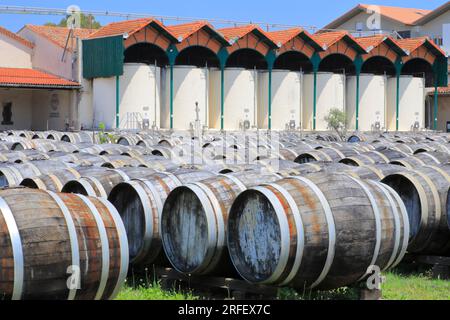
[0,188,128,300]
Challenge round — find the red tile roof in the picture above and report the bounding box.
[167,21,229,45]
[267,28,323,50]
[168,21,208,40]
[219,25,259,41]
[0,26,34,49]
[218,24,277,48]
[437,85,450,95]
[359,4,431,25]
[414,1,450,25]
[356,35,405,54]
[24,25,95,52]
[0,68,80,89]
[396,37,446,56]
[88,18,176,41]
[323,4,432,29]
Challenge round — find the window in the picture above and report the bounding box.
[355,22,364,32]
[1,102,13,125]
[397,30,411,39]
[433,37,443,46]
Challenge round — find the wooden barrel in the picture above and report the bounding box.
[160,170,282,276]
[133,155,179,172]
[340,148,408,166]
[382,165,450,255]
[295,147,359,164]
[61,167,158,199]
[158,137,183,147]
[391,152,450,169]
[61,132,94,144]
[45,131,66,141]
[0,160,72,187]
[100,155,144,169]
[108,169,217,266]
[0,150,49,163]
[227,173,409,290]
[117,135,144,146]
[20,167,111,192]
[0,188,128,300]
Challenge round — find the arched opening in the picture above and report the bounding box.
[361,56,396,75]
[124,43,169,66]
[319,54,355,74]
[273,51,313,72]
[226,49,268,69]
[175,46,220,68]
[402,58,434,87]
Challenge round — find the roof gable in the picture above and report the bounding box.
[323,4,432,30]
[219,24,277,48]
[413,1,450,25]
[24,25,94,52]
[0,26,34,49]
[167,21,229,46]
[268,28,323,51]
[88,18,177,42]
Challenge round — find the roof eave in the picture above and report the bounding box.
[0,83,81,90]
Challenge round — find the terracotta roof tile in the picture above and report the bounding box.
[359,4,431,25]
[167,21,208,40]
[397,37,446,56]
[356,35,405,54]
[88,18,176,41]
[25,25,94,52]
[312,31,350,48]
[437,85,450,95]
[218,24,261,41]
[0,26,34,49]
[0,68,80,88]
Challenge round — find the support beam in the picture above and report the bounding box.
[311,53,321,131]
[220,66,225,130]
[434,81,438,131]
[115,75,120,129]
[354,56,363,131]
[169,63,174,129]
[396,72,400,131]
[268,67,272,130]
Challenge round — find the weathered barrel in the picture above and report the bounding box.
[160,170,282,276]
[227,173,409,290]
[382,165,450,255]
[117,135,144,146]
[390,152,450,169]
[20,167,111,192]
[0,150,49,163]
[340,148,408,166]
[62,167,158,198]
[100,155,144,169]
[295,147,359,164]
[0,160,72,187]
[108,169,217,266]
[61,132,94,144]
[46,131,66,141]
[0,188,128,300]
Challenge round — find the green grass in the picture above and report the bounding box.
[116,268,450,300]
[381,270,450,300]
[115,281,198,300]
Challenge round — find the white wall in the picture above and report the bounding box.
[93,77,116,130]
[0,89,33,130]
[347,74,387,131]
[19,28,76,81]
[419,10,450,46]
[386,76,425,131]
[334,11,409,35]
[258,70,302,130]
[303,73,346,131]
[120,63,161,129]
[0,33,32,68]
[31,90,71,131]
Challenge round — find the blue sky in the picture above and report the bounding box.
[0,0,446,32]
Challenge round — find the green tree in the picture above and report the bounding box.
[45,13,102,29]
[324,108,347,140]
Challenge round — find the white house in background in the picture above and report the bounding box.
[323,2,450,55]
[0,25,82,131]
[17,25,96,130]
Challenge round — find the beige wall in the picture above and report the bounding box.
[0,34,32,68]
[419,10,450,38]
[31,90,72,131]
[334,12,409,34]
[437,96,450,132]
[19,28,76,81]
[0,89,33,130]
